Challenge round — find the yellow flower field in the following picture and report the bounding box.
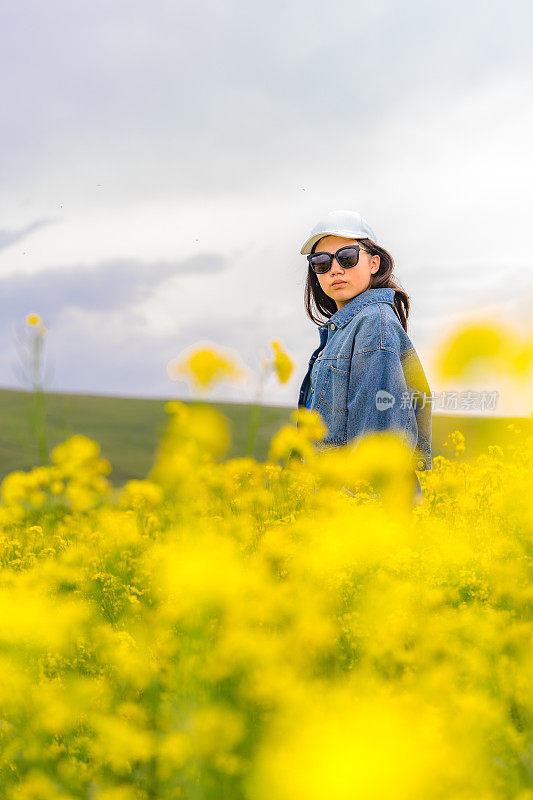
[0,400,532,799]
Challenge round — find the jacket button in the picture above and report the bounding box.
[416,458,425,469]
[330,323,336,330]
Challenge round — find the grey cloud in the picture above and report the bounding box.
[1,0,532,195]
[0,252,228,326]
[1,0,531,408]
[0,219,55,252]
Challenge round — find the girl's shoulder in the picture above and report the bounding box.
[351,299,415,358]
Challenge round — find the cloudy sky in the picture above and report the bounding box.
[2,0,533,415]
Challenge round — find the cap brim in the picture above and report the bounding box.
[300,230,370,255]
[300,234,329,255]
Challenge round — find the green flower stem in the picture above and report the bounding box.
[245,365,270,459]
[26,328,50,465]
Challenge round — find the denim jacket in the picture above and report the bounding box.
[297,287,432,470]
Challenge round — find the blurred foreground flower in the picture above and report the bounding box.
[270,340,294,384]
[435,322,514,381]
[442,429,467,459]
[268,409,327,465]
[0,434,112,514]
[25,312,47,335]
[167,344,244,395]
[149,400,230,495]
[0,388,533,797]
[291,407,327,442]
[118,479,164,511]
[436,320,533,382]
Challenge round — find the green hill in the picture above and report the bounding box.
[0,387,530,488]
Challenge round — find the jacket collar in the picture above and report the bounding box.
[319,287,396,331]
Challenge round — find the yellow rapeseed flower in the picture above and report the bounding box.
[28,490,46,508]
[1,470,30,505]
[50,479,64,495]
[247,688,460,800]
[7,771,61,800]
[442,429,466,458]
[89,713,154,775]
[1,320,533,798]
[25,312,42,327]
[118,479,164,510]
[511,337,533,378]
[0,580,90,652]
[435,321,515,380]
[65,482,99,511]
[268,424,315,464]
[270,340,294,384]
[290,408,327,442]
[168,345,244,391]
[189,705,245,759]
[51,434,100,466]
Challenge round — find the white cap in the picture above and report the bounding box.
[300,209,378,254]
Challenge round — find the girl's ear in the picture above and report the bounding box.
[371,254,380,273]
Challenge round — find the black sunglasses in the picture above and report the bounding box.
[307,244,370,275]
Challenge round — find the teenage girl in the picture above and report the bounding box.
[297,209,432,503]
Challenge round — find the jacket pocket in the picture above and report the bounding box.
[315,364,349,414]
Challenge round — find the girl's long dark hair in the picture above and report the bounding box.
[304,237,410,332]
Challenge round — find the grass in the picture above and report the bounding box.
[0,386,531,488]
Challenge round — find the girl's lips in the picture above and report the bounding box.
[331,281,347,287]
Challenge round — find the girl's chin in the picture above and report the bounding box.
[330,289,358,300]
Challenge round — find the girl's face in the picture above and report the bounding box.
[314,235,380,309]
